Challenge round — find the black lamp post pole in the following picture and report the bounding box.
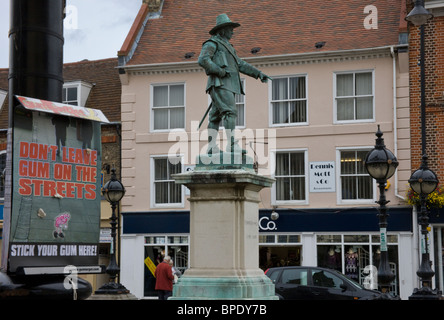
[365,127,398,298]
[95,168,129,295]
[375,179,395,295]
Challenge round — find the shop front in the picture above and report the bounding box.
[120,207,416,299]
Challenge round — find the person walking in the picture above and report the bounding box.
[155,255,175,300]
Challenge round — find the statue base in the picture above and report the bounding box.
[171,168,276,300]
[195,151,254,172]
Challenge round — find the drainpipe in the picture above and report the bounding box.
[390,46,404,200]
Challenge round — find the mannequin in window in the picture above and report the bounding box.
[345,247,359,279]
[325,247,341,270]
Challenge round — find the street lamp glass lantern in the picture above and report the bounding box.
[102,169,126,203]
[409,167,438,195]
[405,0,433,26]
[365,127,399,181]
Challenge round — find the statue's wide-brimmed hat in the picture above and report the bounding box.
[209,14,240,35]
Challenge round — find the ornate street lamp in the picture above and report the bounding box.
[365,126,399,298]
[409,155,440,299]
[95,168,129,294]
[405,0,433,26]
[406,0,441,300]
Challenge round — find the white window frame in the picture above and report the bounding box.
[333,70,375,124]
[150,82,186,132]
[150,155,184,208]
[336,147,376,205]
[269,74,308,127]
[63,81,93,107]
[271,149,309,206]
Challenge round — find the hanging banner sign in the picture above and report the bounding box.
[5,96,108,274]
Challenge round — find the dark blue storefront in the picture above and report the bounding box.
[122,206,426,299]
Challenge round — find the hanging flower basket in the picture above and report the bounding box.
[406,184,444,209]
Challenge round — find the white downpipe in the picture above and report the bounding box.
[391,46,404,200]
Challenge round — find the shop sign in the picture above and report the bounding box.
[309,161,335,193]
[259,216,278,231]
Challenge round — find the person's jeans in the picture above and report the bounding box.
[158,290,172,300]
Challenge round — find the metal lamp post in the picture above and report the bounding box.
[95,168,129,294]
[409,155,440,299]
[365,126,399,298]
[406,0,442,300]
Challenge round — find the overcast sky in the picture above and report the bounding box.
[0,0,142,68]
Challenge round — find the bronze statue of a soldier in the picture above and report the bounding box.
[198,14,271,155]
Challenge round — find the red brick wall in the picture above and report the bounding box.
[409,15,444,179]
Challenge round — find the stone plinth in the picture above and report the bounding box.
[170,169,277,300]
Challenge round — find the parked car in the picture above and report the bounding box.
[265,266,382,300]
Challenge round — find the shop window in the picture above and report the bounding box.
[143,235,189,298]
[259,233,302,270]
[316,233,399,296]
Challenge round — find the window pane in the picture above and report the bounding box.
[342,176,357,199]
[356,151,368,174]
[169,160,181,176]
[276,153,289,176]
[276,177,290,200]
[155,181,168,203]
[272,78,288,100]
[170,85,184,106]
[281,268,308,285]
[341,151,356,174]
[236,103,244,126]
[291,177,305,200]
[153,86,168,107]
[154,109,168,130]
[290,101,306,123]
[337,74,353,96]
[344,235,369,243]
[290,153,304,175]
[67,87,77,101]
[337,98,354,121]
[170,108,184,129]
[259,235,275,243]
[355,72,372,95]
[289,77,306,99]
[154,159,168,180]
[312,269,344,289]
[356,97,373,120]
[169,181,182,203]
[358,176,373,199]
[272,102,288,124]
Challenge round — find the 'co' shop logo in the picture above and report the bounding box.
[259,217,277,231]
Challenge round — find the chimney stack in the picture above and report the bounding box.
[143,0,162,12]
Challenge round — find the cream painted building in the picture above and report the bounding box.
[117,0,420,299]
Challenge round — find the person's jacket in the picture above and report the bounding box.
[198,35,261,94]
[155,261,174,291]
